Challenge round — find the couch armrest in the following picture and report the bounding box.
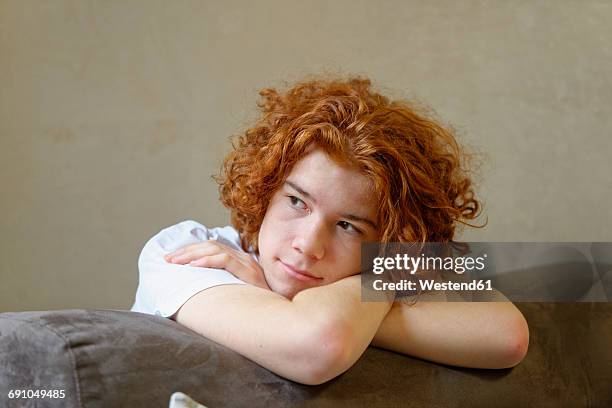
[0,309,315,407]
[1,304,611,407]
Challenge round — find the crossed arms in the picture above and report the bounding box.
[174,275,529,385]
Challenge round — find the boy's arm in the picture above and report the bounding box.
[174,275,392,385]
[372,291,529,369]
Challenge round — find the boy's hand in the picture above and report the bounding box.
[165,242,270,290]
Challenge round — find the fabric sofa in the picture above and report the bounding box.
[1,303,611,407]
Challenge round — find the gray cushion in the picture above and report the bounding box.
[1,304,611,407]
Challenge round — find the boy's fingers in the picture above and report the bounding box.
[189,253,232,269]
[166,244,204,259]
[166,242,224,263]
[165,248,185,258]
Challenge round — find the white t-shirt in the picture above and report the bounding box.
[130,220,252,318]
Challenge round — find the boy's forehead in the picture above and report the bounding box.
[284,149,377,214]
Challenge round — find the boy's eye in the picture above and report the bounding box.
[288,195,307,210]
[338,221,361,234]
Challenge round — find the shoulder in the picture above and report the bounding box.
[143,220,243,254]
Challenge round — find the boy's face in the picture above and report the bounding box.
[257,147,380,299]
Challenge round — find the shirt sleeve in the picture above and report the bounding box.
[130,220,247,318]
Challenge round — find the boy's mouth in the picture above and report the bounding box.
[279,260,322,282]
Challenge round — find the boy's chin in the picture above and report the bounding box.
[266,279,303,300]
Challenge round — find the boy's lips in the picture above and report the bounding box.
[279,260,322,282]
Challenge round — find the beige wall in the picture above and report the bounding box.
[1,0,611,312]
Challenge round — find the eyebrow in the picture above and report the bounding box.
[284,180,378,230]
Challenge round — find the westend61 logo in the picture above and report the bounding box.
[361,242,612,302]
[364,244,494,296]
[372,253,488,275]
[369,251,493,294]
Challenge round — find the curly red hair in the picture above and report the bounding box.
[214,76,482,253]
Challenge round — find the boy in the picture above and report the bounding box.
[131,77,529,385]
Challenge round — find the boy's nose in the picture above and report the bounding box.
[291,219,327,260]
